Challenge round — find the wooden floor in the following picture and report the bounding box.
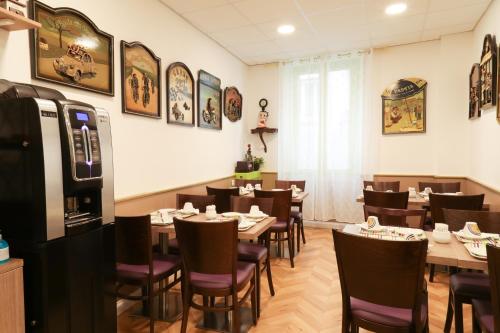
[118,227,473,332]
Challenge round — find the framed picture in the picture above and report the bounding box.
[120,41,161,118]
[224,86,242,122]
[381,77,427,135]
[469,63,481,119]
[29,1,114,96]
[166,62,195,126]
[480,34,497,110]
[197,70,222,130]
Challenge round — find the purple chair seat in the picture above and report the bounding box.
[350,296,427,328]
[270,220,288,232]
[117,254,181,283]
[238,243,267,262]
[190,262,255,291]
[451,272,490,299]
[291,211,302,220]
[472,299,494,333]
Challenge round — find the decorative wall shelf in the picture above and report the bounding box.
[0,7,41,31]
[251,127,278,153]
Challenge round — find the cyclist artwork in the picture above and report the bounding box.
[197,70,222,130]
[167,62,195,126]
[121,41,161,118]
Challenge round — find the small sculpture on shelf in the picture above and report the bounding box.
[245,144,253,162]
[257,98,269,128]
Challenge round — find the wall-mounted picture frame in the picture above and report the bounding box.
[120,41,161,118]
[29,1,114,96]
[480,34,497,110]
[166,62,195,126]
[469,63,481,119]
[224,86,242,122]
[197,70,222,130]
[381,77,427,135]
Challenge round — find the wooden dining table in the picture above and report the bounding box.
[356,193,490,210]
[242,189,309,204]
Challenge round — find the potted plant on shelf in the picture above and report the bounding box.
[253,156,264,171]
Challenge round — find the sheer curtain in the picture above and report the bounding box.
[278,53,372,223]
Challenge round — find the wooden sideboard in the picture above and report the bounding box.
[0,259,25,333]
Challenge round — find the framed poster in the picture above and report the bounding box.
[30,1,114,96]
[121,41,161,118]
[381,78,427,135]
[224,86,242,122]
[166,62,195,126]
[197,70,222,130]
[480,34,497,110]
[469,63,481,119]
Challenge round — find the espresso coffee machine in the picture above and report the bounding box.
[0,80,116,333]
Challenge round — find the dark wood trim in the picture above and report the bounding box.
[120,40,161,119]
[251,127,278,153]
[166,62,195,126]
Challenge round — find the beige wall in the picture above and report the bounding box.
[0,0,248,201]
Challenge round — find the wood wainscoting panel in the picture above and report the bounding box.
[261,171,277,190]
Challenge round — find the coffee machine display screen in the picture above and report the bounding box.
[76,112,89,122]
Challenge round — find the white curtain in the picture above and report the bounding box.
[278,53,373,223]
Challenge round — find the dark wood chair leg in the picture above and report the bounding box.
[429,264,435,282]
[266,256,275,296]
[454,297,464,333]
[472,308,481,333]
[232,292,240,333]
[180,289,191,333]
[148,281,155,333]
[251,276,257,325]
[255,263,261,317]
[296,220,301,253]
[276,232,281,257]
[444,289,453,333]
[300,219,306,244]
[288,229,295,268]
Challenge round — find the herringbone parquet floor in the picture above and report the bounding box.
[118,227,472,332]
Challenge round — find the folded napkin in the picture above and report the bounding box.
[238,221,256,231]
[464,243,487,259]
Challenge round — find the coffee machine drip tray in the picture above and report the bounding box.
[65,215,102,236]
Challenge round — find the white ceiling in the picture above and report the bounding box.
[160,0,491,65]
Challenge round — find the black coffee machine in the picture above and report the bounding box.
[0,80,116,333]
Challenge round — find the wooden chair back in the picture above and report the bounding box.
[429,193,484,224]
[363,190,408,209]
[418,182,461,193]
[332,229,428,331]
[115,215,152,266]
[363,205,426,229]
[486,244,500,332]
[363,181,400,192]
[174,218,238,276]
[275,180,306,191]
[443,208,500,233]
[254,189,292,224]
[206,187,239,213]
[234,179,263,187]
[230,196,274,216]
[176,194,216,212]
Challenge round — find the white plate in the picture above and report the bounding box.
[359,223,386,232]
[178,209,199,215]
[238,222,256,231]
[222,212,241,218]
[158,208,176,215]
[244,213,268,219]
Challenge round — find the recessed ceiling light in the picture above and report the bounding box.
[385,3,407,15]
[277,24,295,35]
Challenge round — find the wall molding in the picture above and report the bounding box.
[115,175,233,203]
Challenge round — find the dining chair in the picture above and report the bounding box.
[363,205,427,229]
[428,193,485,283]
[363,180,400,192]
[231,195,275,317]
[363,190,409,226]
[254,189,295,268]
[206,186,239,213]
[234,179,263,187]
[442,209,500,333]
[115,215,182,333]
[174,218,257,333]
[472,244,500,333]
[332,229,429,333]
[275,179,307,252]
[166,194,216,255]
[418,181,461,193]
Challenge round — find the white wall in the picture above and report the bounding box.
[245,63,279,171]
[469,0,500,189]
[0,0,248,199]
